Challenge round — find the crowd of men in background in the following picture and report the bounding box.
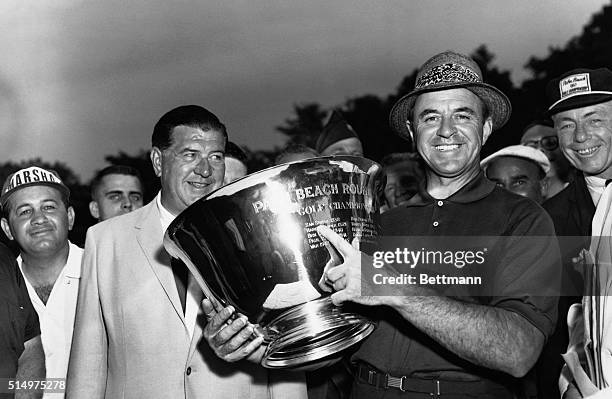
[1,50,612,399]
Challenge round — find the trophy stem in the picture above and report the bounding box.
[260,297,375,368]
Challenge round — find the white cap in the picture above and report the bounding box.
[481,145,550,175]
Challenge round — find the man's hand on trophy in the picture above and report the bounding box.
[201,298,266,363]
[316,225,379,307]
[319,229,346,293]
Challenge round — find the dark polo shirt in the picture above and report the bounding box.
[352,172,560,397]
[0,242,40,397]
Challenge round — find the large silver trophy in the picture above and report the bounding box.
[163,156,382,368]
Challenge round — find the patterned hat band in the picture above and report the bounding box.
[415,63,482,90]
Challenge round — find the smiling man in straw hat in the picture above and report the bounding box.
[317,51,560,398]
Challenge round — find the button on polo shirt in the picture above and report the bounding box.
[354,172,561,393]
[432,201,444,227]
[386,172,502,235]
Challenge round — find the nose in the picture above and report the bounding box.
[31,209,48,225]
[194,158,212,177]
[573,122,590,143]
[438,116,456,139]
[121,197,133,211]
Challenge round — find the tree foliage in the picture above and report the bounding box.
[270,1,612,160]
[3,1,612,246]
[521,2,612,119]
[275,103,328,148]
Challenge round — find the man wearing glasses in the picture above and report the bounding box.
[521,119,574,200]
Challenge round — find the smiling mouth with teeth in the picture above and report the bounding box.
[189,182,209,188]
[576,146,600,156]
[435,144,461,152]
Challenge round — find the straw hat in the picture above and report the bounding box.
[389,51,512,140]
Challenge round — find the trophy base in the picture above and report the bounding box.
[260,297,375,368]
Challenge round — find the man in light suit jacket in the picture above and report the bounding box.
[66,105,306,399]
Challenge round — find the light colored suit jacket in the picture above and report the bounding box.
[66,200,306,399]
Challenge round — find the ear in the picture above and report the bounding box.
[89,201,99,220]
[1,218,14,241]
[406,120,416,151]
[150,147,163,177]
[67,206,75,231]
[482,116,493,145]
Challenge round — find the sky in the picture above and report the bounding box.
[0,0,609,182]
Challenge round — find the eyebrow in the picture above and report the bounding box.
[15,198,58,208]
[417,106,477,119]
[416,108,439,119]
[454,107,477,115]
[583,110,602,119]
[14,203,32,211]
[103,190,126,197]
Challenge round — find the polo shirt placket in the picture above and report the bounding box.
[353,172,561,398]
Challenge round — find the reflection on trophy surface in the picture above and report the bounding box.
[164,155,382,368]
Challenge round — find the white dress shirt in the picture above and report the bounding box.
[156,193,200,339]
[585,175,607,207]
[18,241,83,398]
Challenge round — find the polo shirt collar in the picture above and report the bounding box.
[410,171,495,205]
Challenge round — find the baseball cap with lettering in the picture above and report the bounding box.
[546,68,612,116]
[1,166,70,209]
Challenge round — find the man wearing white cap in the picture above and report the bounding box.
[0,166,83,398]
[545,67,612,398]
[481,145,550,203]
[317,51,560,398]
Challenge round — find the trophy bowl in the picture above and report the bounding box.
[163,155,382,368]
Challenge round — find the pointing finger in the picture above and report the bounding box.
[351,236,361,251]
[317,225,354,257]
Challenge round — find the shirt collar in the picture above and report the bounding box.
[585,175,608,206]
[585,175,607,189]
[156,191,176,233]
[17,241,82,279]
[64,242,82,278]
[409,171,495,206]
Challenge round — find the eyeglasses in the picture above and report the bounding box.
[522,136,558,151]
